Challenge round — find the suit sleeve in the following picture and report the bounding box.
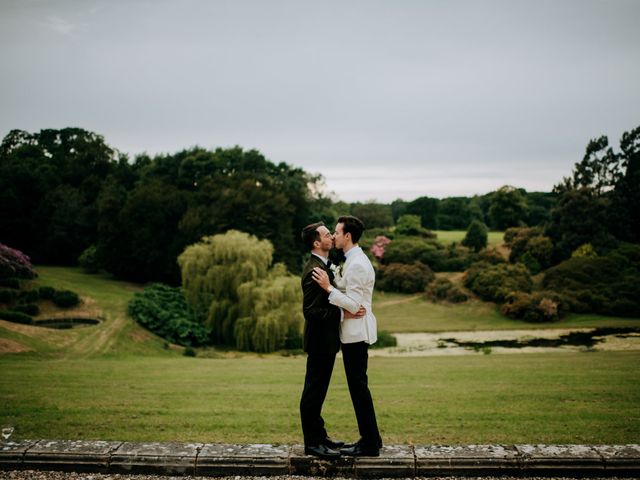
[328,263,366,314]
[302,271,341,321]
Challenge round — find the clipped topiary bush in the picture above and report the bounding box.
[38,286,56,300]
[377,262,434,293]
[0,288,18,304]
[0,278,21,289]
[12,303,40,316]
[0,309,33,324]
[52,290,80,308]
[0,243,37,280]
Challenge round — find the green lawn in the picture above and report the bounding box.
[434,230,504,246]
[1,266,639,445]
[374,291,640,333]
[0,351,638,445]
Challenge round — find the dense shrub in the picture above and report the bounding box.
[129,283,209,347]
[0,278,21,289]
[505,227,552,273]
[395,215,435,237]
[542,243,640,317]
[0,309,33,324]
[464,261,532,302]
[462,220,488,252]
[78,245,100,273]
[425,277,468,303]
[382,237,473,272]
[0,288,17,304]
[571,243,598,258]
[500,291,568,322]
[377,262,434,293]
[18,289,40,303]
[476,247,507,265]
[12,303,40,316]
[0,243,36,280]
[52,290,80,308]
[371,330,398,348]
[38,286,56,300]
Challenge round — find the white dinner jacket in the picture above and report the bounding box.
[328,246,378,345]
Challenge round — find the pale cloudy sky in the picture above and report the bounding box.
[1,0,639,202]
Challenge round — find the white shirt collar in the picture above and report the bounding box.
[311,252,329,265]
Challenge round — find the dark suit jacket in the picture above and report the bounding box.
[301,254,341,354]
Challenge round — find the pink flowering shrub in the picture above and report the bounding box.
[370,235,391,260]
[0,243,36,279]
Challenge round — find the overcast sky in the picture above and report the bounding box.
[1,0,639,202]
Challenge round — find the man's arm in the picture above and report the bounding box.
[312,264,367,314]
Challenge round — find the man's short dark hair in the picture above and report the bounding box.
[301,222,325,250]
[337,215,365,243]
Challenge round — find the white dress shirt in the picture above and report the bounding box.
[328,246,378,345]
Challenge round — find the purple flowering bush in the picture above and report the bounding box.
[0,243,37,279]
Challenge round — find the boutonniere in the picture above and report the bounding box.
[330,263,344,276]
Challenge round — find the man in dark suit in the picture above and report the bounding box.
[299,222,363,459]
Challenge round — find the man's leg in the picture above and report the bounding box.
[300,353,336,446]
[342,341,381,449]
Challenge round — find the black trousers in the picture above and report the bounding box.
[300,352,336,446]
[342,341,382,448]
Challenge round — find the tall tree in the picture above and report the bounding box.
[488,186,528,230]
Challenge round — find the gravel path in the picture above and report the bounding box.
[1,472,637,480]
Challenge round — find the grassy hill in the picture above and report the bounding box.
[1,266,639,444]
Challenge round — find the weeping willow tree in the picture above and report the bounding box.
[178,230,302,351]
[235,263,303,352]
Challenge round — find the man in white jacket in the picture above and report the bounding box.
[311,215,382,457]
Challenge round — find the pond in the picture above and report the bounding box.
[370,327,640,357]
[33,318,101,329]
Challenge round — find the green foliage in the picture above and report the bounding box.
[350,202,394,228]
[19,289,40,303]
[78,245,100,273]
[505,227,553,273]
[183,347,197,357]
[395,214,434,237]
[52,289,80,308]
[425,278,468,303]
[0,288,17,303]
[571,243,598,258]
[371,330,397,348]
[464,261,533,302]
[542,243,640,317]
[235,264,303,352]
[377,262,434,293]
[404,196,439,229]
[488,186,528,230]
[128,283,209,347]
[461,220,488,252]
[12,303,40,316]
[38,286,56,300]
[0,277,21,289]
[383,236,473,272]
[500,291,568,323]
[0,309,33,324]
[178,231,302,352]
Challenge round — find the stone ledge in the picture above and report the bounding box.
[1,441,639,477]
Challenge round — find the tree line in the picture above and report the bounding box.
[1,127,558,283]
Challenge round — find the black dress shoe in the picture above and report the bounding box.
[323,437,345,449]
[340,443,380,457]
[304,444,341,459]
